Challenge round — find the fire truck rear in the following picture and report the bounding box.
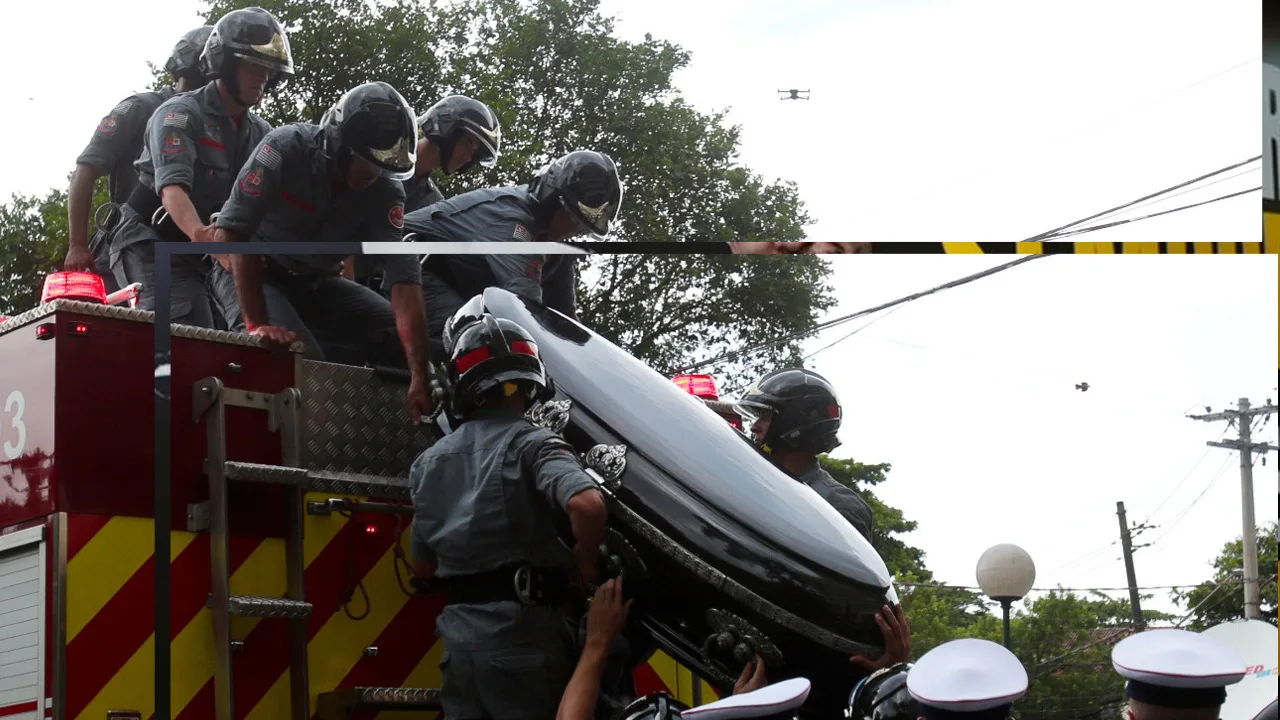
[0,272,720,720]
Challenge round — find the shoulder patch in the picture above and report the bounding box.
[256,144,283,170]
[238,169,264,197]
[389,204,405,229]
[513,223,534,242]
[162,112,190,129]
[161,132,185,155]
[96,116,118,136]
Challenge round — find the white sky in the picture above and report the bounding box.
[0,0,1273,619]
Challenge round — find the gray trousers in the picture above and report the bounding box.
[208,263,401,366]
[439,640,575,720]
[112,239,216,329]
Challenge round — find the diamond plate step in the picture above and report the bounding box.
[315,687,442,718]
[223,461,309,486]
[225,595,313,619]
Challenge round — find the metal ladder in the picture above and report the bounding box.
[193,377,312,720]
[192,376,446,719]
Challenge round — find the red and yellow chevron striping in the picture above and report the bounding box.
[65,498,723,719]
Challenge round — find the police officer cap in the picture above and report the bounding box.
[165,26,214,79]
[906,639,1027,719]
[681,677,811,719]
[1111,628,1246,710]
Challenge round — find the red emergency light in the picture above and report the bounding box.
[41,271,107,305]
[672,373,720,401]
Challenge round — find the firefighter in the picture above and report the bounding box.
[110,7,293,328]
[350,94,503,289]
[64,25,213,293]
[734,368,875,543]
[904,639,1027,719]
[846,664,918,720]
[408,312,608,720]
[209,81,433,419]
[405,149,623,356]
[1110,628,1246,720]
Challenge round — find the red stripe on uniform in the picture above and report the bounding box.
[336,590,447,690]
[67,534,262,720]
[66,514,112,562]
[279,191,315,213]
[175,517,400,720]
[197,137,226,151]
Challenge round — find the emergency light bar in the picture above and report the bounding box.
[672,373,720,400]
[41,271,106,304]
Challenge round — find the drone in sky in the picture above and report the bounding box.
[778,89,810,100]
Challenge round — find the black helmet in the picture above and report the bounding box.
[847,664,918,720]
[617,692,690,720]
[200,7,295,101]
[449,314,555,417]
[419,95,502,175]
[321,81,418,181]
[442,294,489,357]
[165,26,214,83]
[735,368,842,454]
[528,150,623,238]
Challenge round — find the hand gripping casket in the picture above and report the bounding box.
[478,288,898,716]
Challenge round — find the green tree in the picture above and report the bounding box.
[1173,521,1279,629]
[0,174,111,316]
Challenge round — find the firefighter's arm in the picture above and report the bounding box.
[542,257,579,320]
[149,103,213,244]
[69,97,143,264]
[65,166,103,270]
[390,282,432,422]
[557,578,632,720]
[528,432,607,583]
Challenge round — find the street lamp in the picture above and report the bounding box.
[977,543,1036,650]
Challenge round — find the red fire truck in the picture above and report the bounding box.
[0,272,721,720]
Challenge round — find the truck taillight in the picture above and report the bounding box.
[42,271,107,304]
[672,373,720,400]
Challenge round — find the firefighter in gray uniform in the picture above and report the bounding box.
[111,7,293,328]
[351,94,503,290]
[404,149,623,357]
[409,312,608,720]
[211,80,433,420]
[64,25,213,293]
[735,368,875,543]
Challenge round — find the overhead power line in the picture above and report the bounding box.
[671,255,1048,375]
[1033,187,1259,242]
[1022,156,1260,242]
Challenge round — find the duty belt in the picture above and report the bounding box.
[440,563,570,607]
[124,183,215,245]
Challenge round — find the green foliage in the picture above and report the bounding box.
[1173,520,1279,629]
[192,0,828,383]
[0,174,110,316]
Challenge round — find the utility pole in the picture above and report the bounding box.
[1189,398,1280,620]
[1117,502,1147,630]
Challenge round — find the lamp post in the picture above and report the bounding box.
[976,543,1036,650]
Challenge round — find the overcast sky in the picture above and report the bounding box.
[0,0,1270,619]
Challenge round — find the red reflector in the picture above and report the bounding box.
[672,374,720,400]
[364,524,378,535]
[455,346,491,374]
[827,404,841,419]
[73,323,90,335]
[42,271,107,304]
[510,339,538,357]
[35,323,54,340]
